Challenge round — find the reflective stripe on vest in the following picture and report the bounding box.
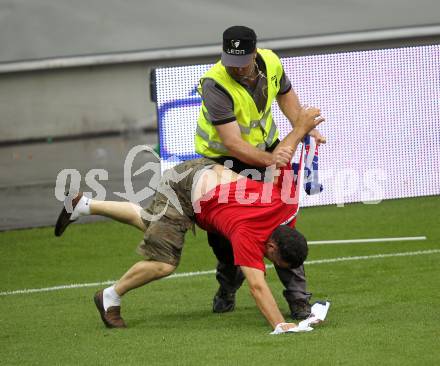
[196,125,266,153]
[200,107,275,143]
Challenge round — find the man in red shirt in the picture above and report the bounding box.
[194,162,301,273]
[55,107,324,333]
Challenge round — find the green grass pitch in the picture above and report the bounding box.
[1,196,439,365]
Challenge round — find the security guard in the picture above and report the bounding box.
[195,25,326,319]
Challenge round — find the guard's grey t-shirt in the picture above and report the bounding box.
[201,53,291,125]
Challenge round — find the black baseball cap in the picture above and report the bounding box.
[221,26,257,67]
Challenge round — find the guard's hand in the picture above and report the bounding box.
[309,128,327,145]
[297,106,325,135]
[271,146,294,168]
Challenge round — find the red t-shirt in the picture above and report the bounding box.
[195,166,299,272]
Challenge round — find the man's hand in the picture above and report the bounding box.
[271,146,294,168]
[309,128,327,145]
[296,107,325,136]
[276,322,298,332]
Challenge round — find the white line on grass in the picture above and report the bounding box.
[309,236,427,245]
[1,249,439,297]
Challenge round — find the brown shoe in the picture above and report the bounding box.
[93,290,126,328]
[54,192,83,237]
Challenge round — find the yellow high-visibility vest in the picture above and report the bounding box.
[195,48,283,158]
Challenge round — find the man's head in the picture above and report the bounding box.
[221,26,257,81]
[265,226,308,269]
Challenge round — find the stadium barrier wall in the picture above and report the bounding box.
[0,25,439,144]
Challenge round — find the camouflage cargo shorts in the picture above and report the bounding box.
[136,157,217,266]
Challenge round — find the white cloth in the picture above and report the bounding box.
[270,301,331,335]
[299,301,331,328]
[270,321,313,335]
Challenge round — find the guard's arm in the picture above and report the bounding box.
[277,90,326,144]
[215,122,291,168]
[276,88,302,129]
[273,107,325,160]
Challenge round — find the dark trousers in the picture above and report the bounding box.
[207,232,311,305]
